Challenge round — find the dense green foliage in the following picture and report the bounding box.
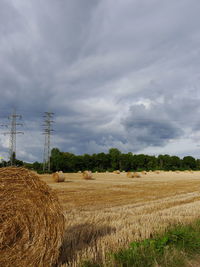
[2,147,200,173]
[0,158,24,168]
[49,148,200,173]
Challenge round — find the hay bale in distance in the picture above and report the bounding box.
[133,172,141,178]
[0,167,65,267]
[52,171,65,182]
[142,171,147,175]
[113,170,120,174]
[82,170,93,180]
[127,171,134,178]
[127,172,141,178]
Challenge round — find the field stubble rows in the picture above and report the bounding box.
[40,171,200,266]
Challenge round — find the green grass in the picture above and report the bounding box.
[81,219,200,267]
[113,220,200,267]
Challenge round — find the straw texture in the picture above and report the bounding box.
[0,167,65,267]
[82,171,93,180]
[52,171,65,182]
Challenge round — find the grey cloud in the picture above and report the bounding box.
[1,0,200,161]
[0,0,23,35]
[122,104,182,150]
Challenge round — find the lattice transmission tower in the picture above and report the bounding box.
[43,112,54,172]
[3,109,24,165]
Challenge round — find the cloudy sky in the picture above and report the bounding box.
[1,0,200,162]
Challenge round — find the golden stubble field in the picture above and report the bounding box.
[40,171,200,267]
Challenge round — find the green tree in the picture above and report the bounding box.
[120,153,132,171]
[32,161,42,171]
[109,148,121,170]
[82,154,93,170]
[95,153,110,171]
[170,156,181,170]
[183,156,196,170]
[51,148,63,171]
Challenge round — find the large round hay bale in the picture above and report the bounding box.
[141,171,147,175]
[52,171,65,182]
[82,170,93,180]
[0,167,65,267]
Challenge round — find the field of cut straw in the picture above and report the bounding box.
[40,171,200,266]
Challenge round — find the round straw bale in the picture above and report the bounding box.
[0,167,65,267]
[82,170,93,180]
[155,170,160,174]
[113,170,120,174]
[52,171,65,182]
[127,171,134,178]
[133,172,141,178]
[141,171,147,175]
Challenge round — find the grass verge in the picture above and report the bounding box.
[81,219,200,267]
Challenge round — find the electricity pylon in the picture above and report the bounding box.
[43,112,54,172]
[3,109,24,165]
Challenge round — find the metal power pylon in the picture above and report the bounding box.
[43,112,54,172]
[3,109,24,165]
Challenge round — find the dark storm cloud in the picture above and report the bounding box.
[1,0,200,161]
[122,104,183,150]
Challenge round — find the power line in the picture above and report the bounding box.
[42,112,54,172]
[3,109,24,165]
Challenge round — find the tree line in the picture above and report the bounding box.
[31,148,200,173]
[1,147,199,173]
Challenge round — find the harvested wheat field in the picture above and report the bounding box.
[39,171,200,266]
